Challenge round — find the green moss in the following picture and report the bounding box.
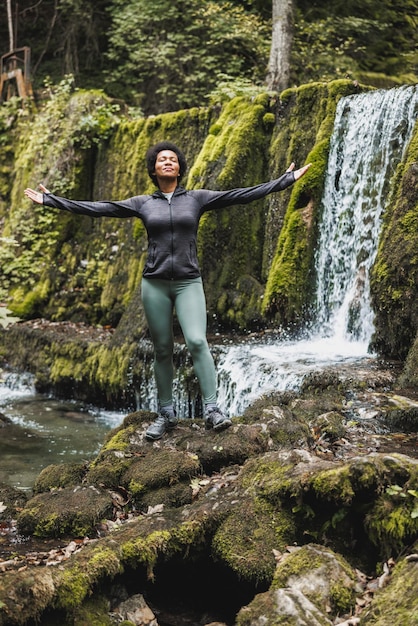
[122,448,201,504]
[212,497,296,584]
[370,119,418,360]
[17,486,113,538]
[330,582,355,615]
[88,546,122,578]
[87,454,131,488]
[34,463,87,493]
[55,546,121,611]
[100,426,135,453]
[310,466,355,504]
[55,568,89,610]
[240,456,298,500]
[128,479,146,498]
[168,520,208,554]
[121,530,171,578]
[365,494,418,558]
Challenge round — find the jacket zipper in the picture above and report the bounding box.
[168,194,174,279]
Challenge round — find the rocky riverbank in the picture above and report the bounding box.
[0,331,417,625]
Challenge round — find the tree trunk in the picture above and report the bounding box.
[266,0,294,92]
[6,0,14,51]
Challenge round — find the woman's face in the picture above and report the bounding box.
[154,150,180,181]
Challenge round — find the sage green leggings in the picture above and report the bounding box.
[141,277,217,407]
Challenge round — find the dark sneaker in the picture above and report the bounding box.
[145,408,178,441]
[205,407,232,432]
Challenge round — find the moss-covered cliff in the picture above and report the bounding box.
[0,79,361,331]
[370,121,418,363]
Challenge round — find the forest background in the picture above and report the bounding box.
[1,0,418,115]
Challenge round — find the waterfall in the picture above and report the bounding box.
[314,85,418,342]
[215,85,418,416]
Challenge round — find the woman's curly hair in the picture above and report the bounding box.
[146,141,187,187]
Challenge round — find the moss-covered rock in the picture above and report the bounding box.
[235,543,357,625]
[122,448,200,505]
[212,495,297,585]
[16,486,113,538]
[242,393,312,448]
[188,94,278,331]
[33,462,88,494]
[236,587,333,626]
[271,544,357,615]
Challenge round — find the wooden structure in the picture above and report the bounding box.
[0,46,33,102]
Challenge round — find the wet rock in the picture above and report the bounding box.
[0,413,12,427]
[111,593,158,625]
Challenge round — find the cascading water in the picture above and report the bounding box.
[314,85,418,342]
[216,85,418,415]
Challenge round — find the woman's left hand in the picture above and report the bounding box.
[286,162,312,180]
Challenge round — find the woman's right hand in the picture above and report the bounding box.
[24,183,51,204]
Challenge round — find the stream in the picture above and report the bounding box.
[0,374,123,491]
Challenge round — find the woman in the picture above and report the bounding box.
[24,141,311,440]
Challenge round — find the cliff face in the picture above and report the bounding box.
[370,125,418,364]
[0,78,417,377]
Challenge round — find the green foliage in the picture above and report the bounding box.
[104,0,270,113]
[293,2,418,85]
[292,16,378,82]
[1,0,418,118]
[386,484,418,519]
[0,76,122,314]
[207,74,274,106]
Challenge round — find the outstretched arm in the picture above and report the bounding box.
[24,184,141,218]
[24,184,51,204]
[198,161,313,212]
